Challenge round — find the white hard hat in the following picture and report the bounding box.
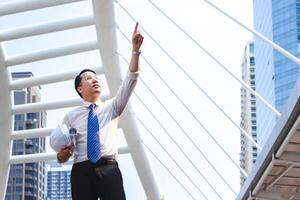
[50,124,72,152]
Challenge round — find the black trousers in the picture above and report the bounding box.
[71,157,126,200]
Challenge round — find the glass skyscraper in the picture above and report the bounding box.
[253,0,300,144]
[5,72,46,200]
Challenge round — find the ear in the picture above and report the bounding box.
[77,86,82,93]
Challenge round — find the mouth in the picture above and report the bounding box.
[92,84,100,88]
[92,82,100,88]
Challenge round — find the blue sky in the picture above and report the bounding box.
[1,0,254,199]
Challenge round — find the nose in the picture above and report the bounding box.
[92,76,99,82]
[92,78,100,85]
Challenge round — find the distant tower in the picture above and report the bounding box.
[47,161,72,200]
[240,41,257,185]
[5,72,46,200]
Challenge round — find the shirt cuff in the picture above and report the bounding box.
[127,69,139,80]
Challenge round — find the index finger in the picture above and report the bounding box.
[134,22,139,33]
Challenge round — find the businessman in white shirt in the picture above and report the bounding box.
[56,23,143,200]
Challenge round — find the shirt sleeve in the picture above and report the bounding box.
[111,70,139,116]
[62,113,71,128]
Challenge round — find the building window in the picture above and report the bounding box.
[250,57,255,65]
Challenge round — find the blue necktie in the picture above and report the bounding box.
[87,104,101,163]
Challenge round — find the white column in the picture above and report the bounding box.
[91,0,161,199]
[0,44,13,200]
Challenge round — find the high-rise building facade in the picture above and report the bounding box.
[253,0,300,145]
[240,41,257,185]
[47,161,72,200]
[5,72,46,200]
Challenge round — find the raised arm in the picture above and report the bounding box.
[129,22,144,72]
[112,23,144,116]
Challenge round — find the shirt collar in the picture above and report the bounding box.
[83,99,103,109]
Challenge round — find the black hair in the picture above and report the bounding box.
[74,69,96,98]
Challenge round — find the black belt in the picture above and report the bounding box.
[97,155,116,165]
[75,155,117,167]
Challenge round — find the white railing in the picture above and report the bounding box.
[6,40,98,66]
[0,15,94,41]
[0,0,84,16]
[10,66,103,90]
[9,146,130,164]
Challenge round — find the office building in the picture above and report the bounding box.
[5,72,46,200]
[253,0,300,144]
[47,161,72,200]
[240,41,257,185]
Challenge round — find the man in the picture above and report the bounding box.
[56,22,144,200]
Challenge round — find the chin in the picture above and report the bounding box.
[92,87,101,92]
[95,90,101,96]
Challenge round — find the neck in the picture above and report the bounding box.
[83,96,100,103]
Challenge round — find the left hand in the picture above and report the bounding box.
[132,22,144,52]
[57,144,74,163]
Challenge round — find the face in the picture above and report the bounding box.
[77,71,101,101]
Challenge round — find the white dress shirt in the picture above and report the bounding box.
[62,70,139,163]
